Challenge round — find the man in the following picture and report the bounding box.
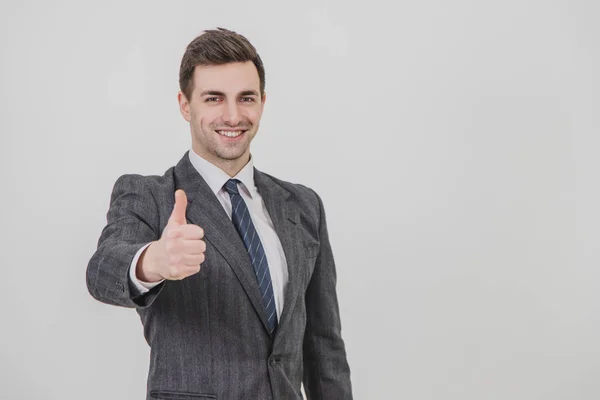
[86,28,352,400]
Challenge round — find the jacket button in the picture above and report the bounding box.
[269,356,279,366]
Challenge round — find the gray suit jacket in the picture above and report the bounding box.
[86,152,352,400]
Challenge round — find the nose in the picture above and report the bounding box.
[222,100,242,126]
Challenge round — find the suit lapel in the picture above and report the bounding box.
[254,170,303,335]
[173,152,303,337]
[174,152,271,333]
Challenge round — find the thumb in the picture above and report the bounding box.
[169,189,188,225]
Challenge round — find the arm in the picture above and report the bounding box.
[86,174,164,308]
[303,190,353,399]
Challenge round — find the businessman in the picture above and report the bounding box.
[86,28,352,400]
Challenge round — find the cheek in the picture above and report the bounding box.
[196,109,219,127]
[247,107,263,124]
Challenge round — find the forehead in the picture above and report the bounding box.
[192,61,260,95]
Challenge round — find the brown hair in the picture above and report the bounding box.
[179,27,266,101]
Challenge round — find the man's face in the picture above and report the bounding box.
[178,61,265,170]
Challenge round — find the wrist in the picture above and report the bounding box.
[136,242,163,283]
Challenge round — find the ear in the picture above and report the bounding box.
[178,91,191,122]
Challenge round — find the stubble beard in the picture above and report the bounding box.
[193,122,254,164]
[213,141,247,161]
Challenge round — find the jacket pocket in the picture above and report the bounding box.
[150,390,216,399]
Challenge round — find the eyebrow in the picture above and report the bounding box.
[239,90,260,97]
[199,90,260,97]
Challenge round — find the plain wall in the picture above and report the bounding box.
[1,0,599,399]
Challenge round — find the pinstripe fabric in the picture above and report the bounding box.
[224,178,278,333]
[86,151,353,399]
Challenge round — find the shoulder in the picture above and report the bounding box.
[256,170,324,222]
[113,170,173,191]
[111,166,177,205]
[259,171,320,202]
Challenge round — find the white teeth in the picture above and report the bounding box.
[217,130,243,138]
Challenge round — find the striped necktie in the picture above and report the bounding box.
[223,178,278,333]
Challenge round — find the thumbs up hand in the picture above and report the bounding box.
[136,189,206,282]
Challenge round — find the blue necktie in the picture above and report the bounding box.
[223,179,278,333]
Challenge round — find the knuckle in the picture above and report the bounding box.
[166,226,179,238]
[191,225,203,238]
[168,254,181,265]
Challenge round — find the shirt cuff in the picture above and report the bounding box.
[129,243,164,293]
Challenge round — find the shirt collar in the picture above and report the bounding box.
[188,148,256,198]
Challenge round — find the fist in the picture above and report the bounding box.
[139,189,207,282]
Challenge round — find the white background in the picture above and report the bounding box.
[1,0,599,399]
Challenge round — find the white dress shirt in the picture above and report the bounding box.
[128,149,289,318]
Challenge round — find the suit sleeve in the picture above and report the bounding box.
[303,190,353,399]
[86,174,165,308]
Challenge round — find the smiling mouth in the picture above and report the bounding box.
[216,129,247,138]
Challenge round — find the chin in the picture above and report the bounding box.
[217,150,248,161]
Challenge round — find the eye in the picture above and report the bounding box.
[205,97,222,103]
[240,97,256,103]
